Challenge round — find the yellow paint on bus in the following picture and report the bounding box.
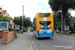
[35,12,54,37]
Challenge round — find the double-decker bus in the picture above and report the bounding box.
[33,12,54,38]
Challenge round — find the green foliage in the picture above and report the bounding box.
[48,0,75,12]
[55,22,61,30]
[53,12,73,30]
[23,27,25,32]
[48,0,75,30]
[69,24,74,30]
[24,17,31,27]
[23,27,28,32]
[66,13,74,30]
[53,12,61,30]
[30,22,33,26]
[16,32,21,34]
[0,15,10,23]
[13,16,22,26]
[13,16,32,28]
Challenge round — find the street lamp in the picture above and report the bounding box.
[22,5,24,33]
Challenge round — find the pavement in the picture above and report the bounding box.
[0,30,32,50]
[69,33,75,37]
[55,32,75,39]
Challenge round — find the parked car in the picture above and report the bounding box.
[69,30,75,34]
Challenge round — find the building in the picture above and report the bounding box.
[0,7,15,29]
[71,17,75,26]
[10,17,15,29]
[0,7,10,18]
[0,8,3,16]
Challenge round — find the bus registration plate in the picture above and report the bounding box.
[41,30,47,33]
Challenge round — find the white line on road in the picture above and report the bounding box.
[29,32,38,50]
[29,32,34,50]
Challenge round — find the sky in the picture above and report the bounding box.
[0,0,75,22]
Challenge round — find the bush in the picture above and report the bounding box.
[23,27,25,32]
[0,15,10,23]
[69,25,74,30]
[23,27,28,32]
[16,32,21,34]
[54,21,61,30]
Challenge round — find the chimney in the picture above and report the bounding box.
[0,7,2,10]
[71,16,72,18]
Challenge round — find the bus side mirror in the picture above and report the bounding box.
[35,25,36,26]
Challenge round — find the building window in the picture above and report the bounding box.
[0,12,2,15]
[10,20,12,24]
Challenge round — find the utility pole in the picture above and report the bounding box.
[61,6,63,34]
[22,5,24,33]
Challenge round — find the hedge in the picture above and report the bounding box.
[23,27,28,32]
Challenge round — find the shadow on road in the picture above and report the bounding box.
[31,33,54,41]
[36,37,53,40]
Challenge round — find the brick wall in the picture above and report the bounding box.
[0,31,2,37]
[54,30,70,35]
[2,31,15,43]
[63,31,70,35]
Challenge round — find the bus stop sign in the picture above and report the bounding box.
[65,26,69,30]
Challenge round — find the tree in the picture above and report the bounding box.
[53,11,74,30]
[53,12,61,30]
[48,0,75,30]
[0,15,10,22]
[13,16,32,28]
[24,17,31,27]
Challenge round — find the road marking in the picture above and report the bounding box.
[32,42,35,44]
[29,32,38,50]
[29,32,35,50]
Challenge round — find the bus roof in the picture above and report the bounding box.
[37,12,52,13]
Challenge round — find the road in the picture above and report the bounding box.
[30,32,75,50]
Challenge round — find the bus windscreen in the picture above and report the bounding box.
[39,21,51,26]
[39,13,50,17]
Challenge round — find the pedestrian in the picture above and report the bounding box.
[56,29,59,33]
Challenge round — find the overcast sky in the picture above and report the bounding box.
[0,0,75,22]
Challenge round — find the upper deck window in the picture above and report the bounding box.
[39,13,50,17]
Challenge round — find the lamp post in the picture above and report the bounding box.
[22,5,24,33]
[61,6,63,34]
